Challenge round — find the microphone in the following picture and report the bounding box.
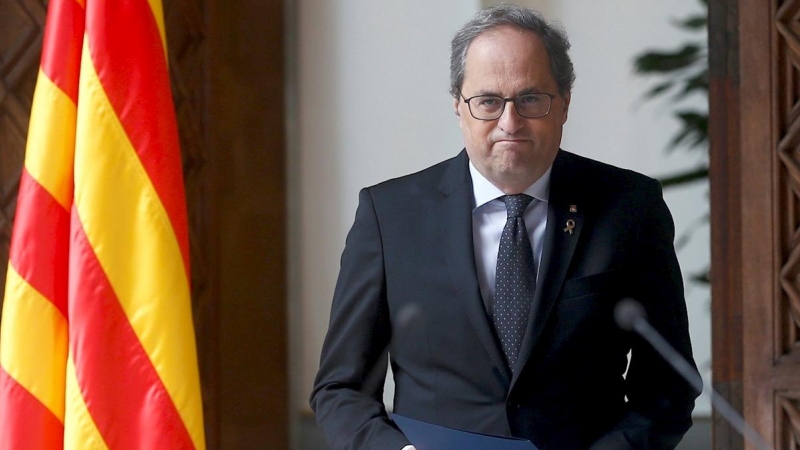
[614,298,774,450]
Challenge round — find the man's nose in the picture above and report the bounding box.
[498,100,524,134]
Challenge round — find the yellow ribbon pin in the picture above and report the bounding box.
[564,219,576,235]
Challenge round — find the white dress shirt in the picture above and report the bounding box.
[469,161,550,314]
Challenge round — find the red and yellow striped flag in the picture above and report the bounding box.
[0,0,206,448]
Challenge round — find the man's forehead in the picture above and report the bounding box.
[461,27,554,91]
[465,27,546,67]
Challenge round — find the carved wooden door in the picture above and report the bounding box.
[710,0,800,448]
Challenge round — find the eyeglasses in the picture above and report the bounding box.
[460,92,556,120]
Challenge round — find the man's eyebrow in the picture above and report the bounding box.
[465,89,501,97]
[517,87,545,95]
[466,87,546,97]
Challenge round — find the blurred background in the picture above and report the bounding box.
[0,0,711,448]
[289,0,710,448]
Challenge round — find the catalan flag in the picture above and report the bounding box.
[0,0,206,448]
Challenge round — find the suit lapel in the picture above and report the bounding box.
[511,151,584,389]
[437,151,512,382]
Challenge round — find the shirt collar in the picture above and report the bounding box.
[469,160,551,210]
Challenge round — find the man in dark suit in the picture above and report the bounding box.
[311,4,699,450]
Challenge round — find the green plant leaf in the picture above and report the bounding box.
[672,70,709,100]
[672,15,707,31]
[690,270,710,284]
[658,166,709,188]
[669,111,708,149]
[644,80,676,99]
[634,44,702,74]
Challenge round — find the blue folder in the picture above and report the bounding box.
[391,413,539,450]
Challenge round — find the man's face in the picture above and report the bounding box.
[454,26,570,194]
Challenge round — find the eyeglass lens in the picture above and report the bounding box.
[467,93,552,120]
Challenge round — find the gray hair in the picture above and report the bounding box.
[449,4,575,98]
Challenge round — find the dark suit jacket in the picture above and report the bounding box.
[311,150,698,450]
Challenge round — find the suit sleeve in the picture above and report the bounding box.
[589,178,699,450]
[310,188,410,450]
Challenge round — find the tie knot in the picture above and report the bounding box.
[501,194,533,219]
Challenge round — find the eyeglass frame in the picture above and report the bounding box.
[459,92,557,121]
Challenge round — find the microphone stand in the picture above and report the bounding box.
[615,299,774,450]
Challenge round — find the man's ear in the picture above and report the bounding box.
[453,97,465,130]
[561,92,571,124]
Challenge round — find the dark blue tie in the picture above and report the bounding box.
[493,194,536,372]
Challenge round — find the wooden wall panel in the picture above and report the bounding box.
[775,1,800,447]
[0,0,44,314]
[776,0,800,366]
[711,0,800,448]
[163,0,221,446]
[206,0,288,446]
[709,0,743,448]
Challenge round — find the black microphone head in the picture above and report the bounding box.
[614,298,647,331]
